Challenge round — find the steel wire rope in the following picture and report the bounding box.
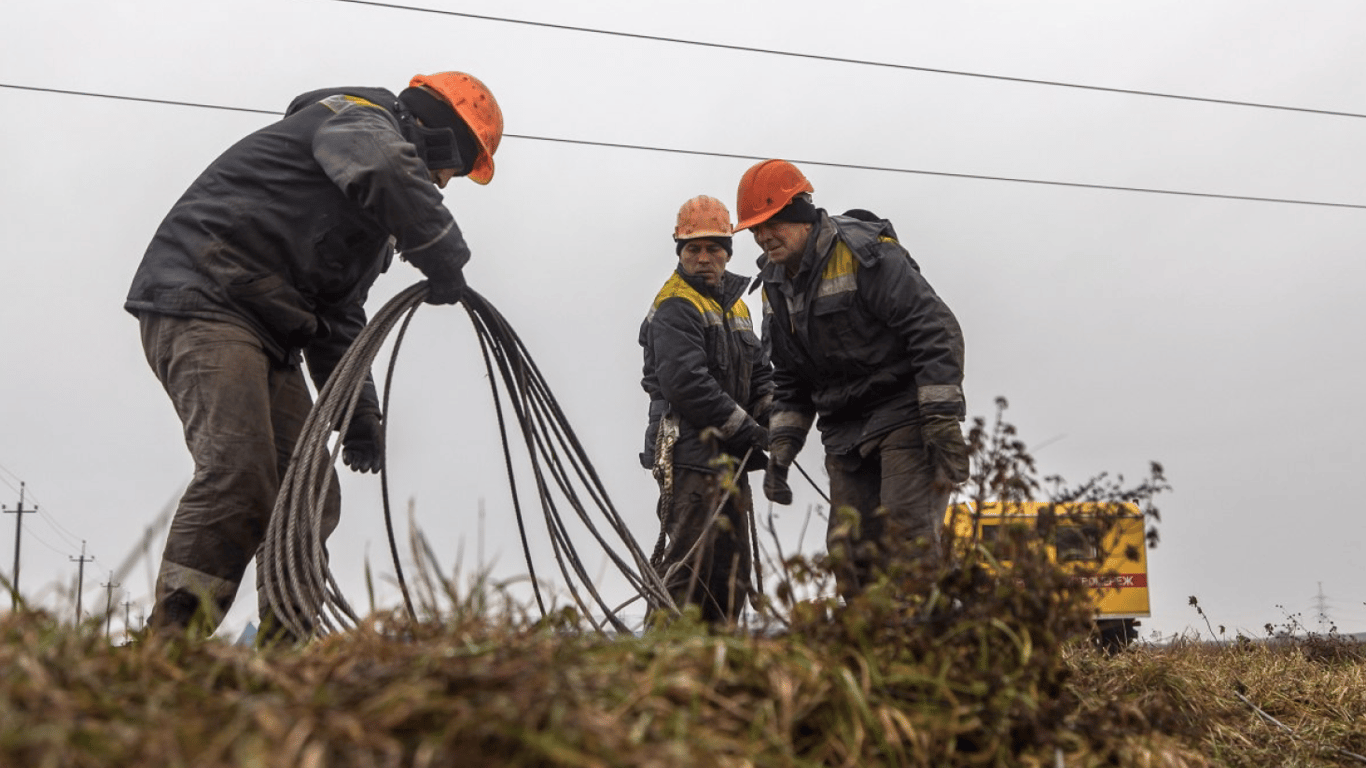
[376,296,423,625]
[260,283,672,639]
[512,347,658,594]
[464,302,549,618]
[460,290,674,623]
[460,289,674,624]
[459,290,672,628]
[262,284,426,637]
[465,299,600,627]
[463,289,668,595]
[464,293,643,632]
[6,83,1366,210]
[512,399,616,632]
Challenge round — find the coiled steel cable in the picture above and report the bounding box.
[260,283,674,640]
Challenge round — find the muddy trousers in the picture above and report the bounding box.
[825,424,950,598]
[139,314,340,634]
[653,467,755,624]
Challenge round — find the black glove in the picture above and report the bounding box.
[922,414,969,488]
[763,460,793,505]
[342,412,385,474]
[768,436,799,469]
[732,417,769,454]
[406,248,467,306]
[762,436,799,505]
[423,270,465,306]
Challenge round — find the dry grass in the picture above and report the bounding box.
[8,403,1356,766]
[4,560,1364,767]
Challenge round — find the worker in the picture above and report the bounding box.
[639,195,774,624]
[124,72,503,638]
[735,159,968,598]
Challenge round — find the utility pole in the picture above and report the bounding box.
[3,482,37,610]
[122,600,132,643]
[101,579,120,638]
[70,541,93,624]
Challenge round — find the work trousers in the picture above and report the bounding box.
[653,466,754,624]
[139,314,340,633]
[825,424,950,598]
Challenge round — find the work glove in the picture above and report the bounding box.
[763,460,793,505]
[342,412,385,474]
[732,417,769,454]
[763,437,800,505]
[922,414,970,490]
[422,270,465,306]
[406,249,467,305]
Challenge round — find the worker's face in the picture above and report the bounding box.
[751,219,812,273]
[678,239,731,288]
[429,167,458,189]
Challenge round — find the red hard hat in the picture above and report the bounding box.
[735,159,814,231]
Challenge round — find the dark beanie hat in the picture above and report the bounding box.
[769,193,819,224]
[398,86,481,169]
[676,236,734,257]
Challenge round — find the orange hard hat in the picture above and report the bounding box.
[735,159,814,231]
[673,195,734,241]
[409,71,504,185]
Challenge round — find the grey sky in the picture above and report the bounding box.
[3,0,1364,639]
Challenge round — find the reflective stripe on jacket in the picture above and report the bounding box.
[639,267,773,472]
[759,211,965,455]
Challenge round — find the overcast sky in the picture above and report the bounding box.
[3,0,1364,641]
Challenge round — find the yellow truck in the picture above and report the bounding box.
[946,501,1151,650]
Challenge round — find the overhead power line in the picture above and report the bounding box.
[330,0,1366,121]
[0,84,280,116]
[16,520,73,559]
[0,474,93,552]
[511,134,1366,210]
[4,82,1366,210]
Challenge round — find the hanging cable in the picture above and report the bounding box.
[259,283,674,640]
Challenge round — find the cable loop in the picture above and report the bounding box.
[260,283,674,640]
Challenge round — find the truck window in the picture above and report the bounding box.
[1056,524,1100,563]
[980,522,1030,560]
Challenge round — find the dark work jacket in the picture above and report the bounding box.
[125,86,472,417]
[639,267,774,473]
[758,211,965,455]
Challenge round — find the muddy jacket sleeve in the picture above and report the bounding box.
[311,101,471,279]
[760,288,817,451]
[858,240,966,418]
[747,335,775,425]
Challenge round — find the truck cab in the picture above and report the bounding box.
[945,501,1151,651]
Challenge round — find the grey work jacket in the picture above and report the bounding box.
[758,211,965,455]
[639,267,774,473]
[125,86,471,416]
